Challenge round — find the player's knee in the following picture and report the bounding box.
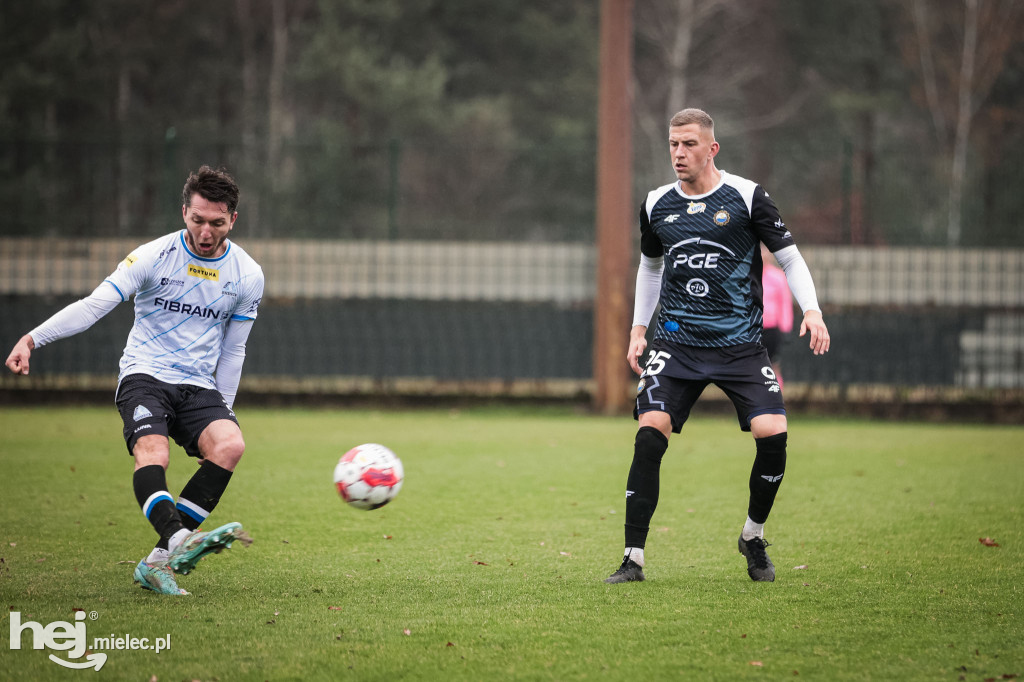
[634,426,669,465]
[204,432,245,470]
[133,434,170,469]
[750,413,787,439]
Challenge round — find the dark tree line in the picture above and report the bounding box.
[1,0,1022,245]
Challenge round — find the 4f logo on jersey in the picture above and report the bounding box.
[187,264,220,281]
[663,214,680,223]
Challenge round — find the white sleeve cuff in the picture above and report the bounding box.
[632,254,664,328]
[772,245,821,314]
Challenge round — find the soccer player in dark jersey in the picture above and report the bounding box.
[605,108,830,584]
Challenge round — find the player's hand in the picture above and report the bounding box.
[5,334,35,375]
[799,310,830,356]
[627,326,648,376]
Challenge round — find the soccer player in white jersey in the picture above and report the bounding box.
[605,109,830,584]
[5,166,265,596]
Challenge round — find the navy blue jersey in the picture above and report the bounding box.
[640,172,796,348]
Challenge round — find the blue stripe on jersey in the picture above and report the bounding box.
[104,280,127,302]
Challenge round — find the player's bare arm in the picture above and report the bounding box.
[799,310,830,356]
[627,325,649,375]
[5,334,35,375]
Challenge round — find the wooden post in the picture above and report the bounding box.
[593,0,634,415]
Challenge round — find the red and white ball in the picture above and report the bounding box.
[334,443,404,510]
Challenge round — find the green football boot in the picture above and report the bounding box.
[168,522,247,575]
[134,560,189,596]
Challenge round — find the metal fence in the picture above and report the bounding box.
[2,238,1022,416]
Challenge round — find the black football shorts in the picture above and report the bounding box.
[634,338,785,433]
[761,327,786,363]
[115,373,238,457]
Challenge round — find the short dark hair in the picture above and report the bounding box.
[182,165,240,214]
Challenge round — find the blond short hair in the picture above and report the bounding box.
[669,108,714,134]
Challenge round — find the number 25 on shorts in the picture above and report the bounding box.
[643,350,671,376]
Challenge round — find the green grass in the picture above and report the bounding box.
[0,406,1021,681]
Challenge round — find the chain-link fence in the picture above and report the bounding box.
[2,237,1021,412]
[1,135,1022,417]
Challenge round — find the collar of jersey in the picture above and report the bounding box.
[673,171,728,200]
[179,230,232,262]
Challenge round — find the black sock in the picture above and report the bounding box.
[176,460,234,531]
[748,432,788,524]
[624,426,669,549]
[133,465,186,544]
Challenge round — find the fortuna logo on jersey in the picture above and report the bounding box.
[153,298,229,320]
[187,264,220,281]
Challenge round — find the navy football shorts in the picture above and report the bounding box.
[115,373,238,457]
[634,338,785,433]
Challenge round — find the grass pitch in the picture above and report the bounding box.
[0,405,1021,681]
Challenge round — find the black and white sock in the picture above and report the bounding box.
[176,460,234,531]
[623,426,669,553]
[133,465,187,556]
[745,432,787,537]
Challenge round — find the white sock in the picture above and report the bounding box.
[625,547,645,567]
[146,547,170,565]
[741,517,764,541]
[167,528,193,554]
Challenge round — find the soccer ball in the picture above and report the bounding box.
[334,443,404,510]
